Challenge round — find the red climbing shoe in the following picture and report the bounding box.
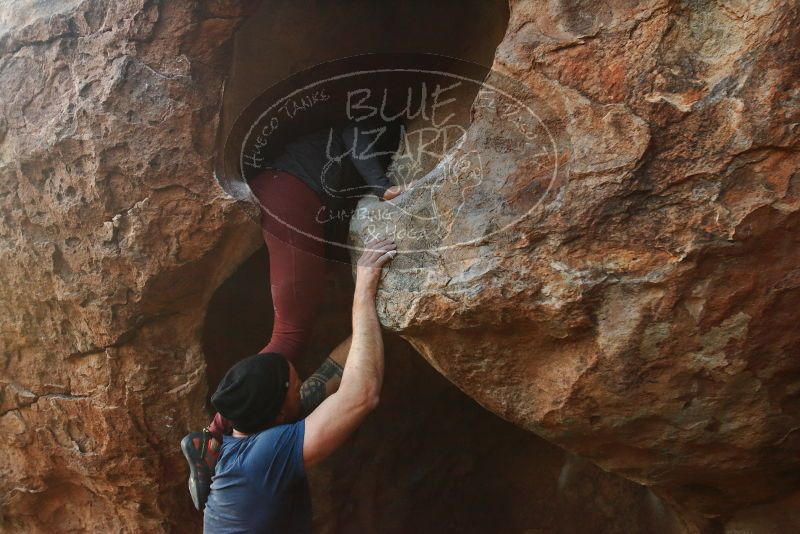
[180,430,219,511]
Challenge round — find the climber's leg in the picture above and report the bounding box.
[183,169,327,511]
[206,169,326,435]
[249,168,327,361]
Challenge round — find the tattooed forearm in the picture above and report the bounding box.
[300,357,344,415]
[299,376,326,415]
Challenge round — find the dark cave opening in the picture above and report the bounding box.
[201,246,272,394]
[214,0,511,201]
[219,0,510,143]
[201,244,358,396]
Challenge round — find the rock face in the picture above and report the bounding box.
[0,1,258,530]
[1,0,798,532]
[351,0,800,526]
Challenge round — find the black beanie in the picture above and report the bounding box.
[211,353,290,433]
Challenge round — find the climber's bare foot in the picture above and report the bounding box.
[180,430,219,511]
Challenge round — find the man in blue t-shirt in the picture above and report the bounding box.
[197,237,396,533]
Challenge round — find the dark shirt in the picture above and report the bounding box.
[203,420,310,534]
[267,123,393,204]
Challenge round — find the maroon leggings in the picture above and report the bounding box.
[208,169,326,440]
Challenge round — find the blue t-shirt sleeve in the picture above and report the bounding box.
[246,420,306,493]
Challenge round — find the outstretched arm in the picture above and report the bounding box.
[299,336,351,416]
[302,238,395,467]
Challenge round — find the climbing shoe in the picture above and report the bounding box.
[180,430,217,511]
